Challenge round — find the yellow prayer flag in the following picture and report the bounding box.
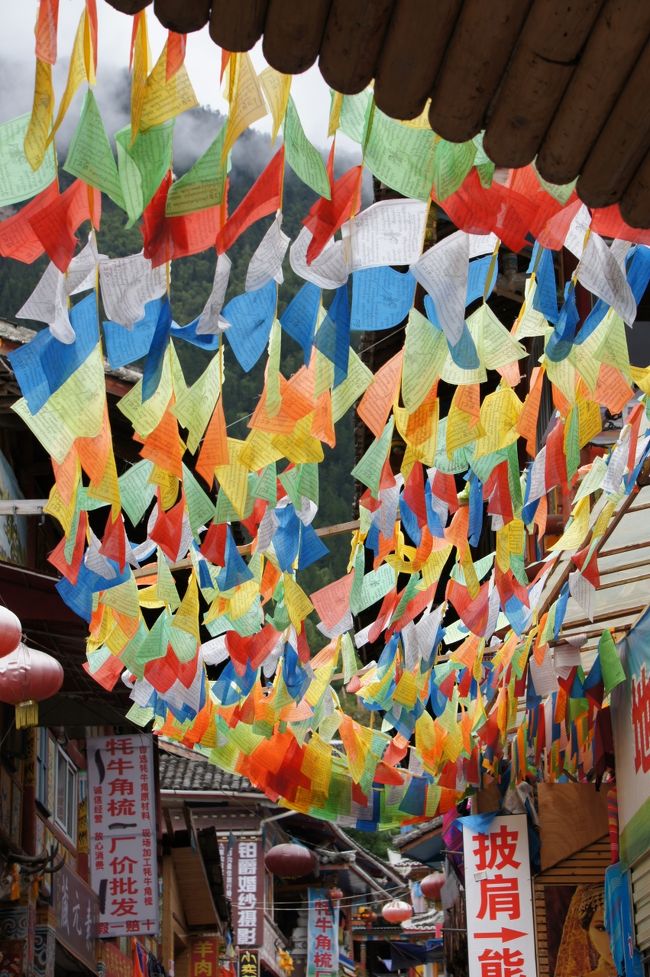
[283,573,314,630]
[49,10,88,145]
[259,67,291,142]
[24,59,55,171]
[140,42,199,131]
[223,52,267,160]
[130,10,150,140]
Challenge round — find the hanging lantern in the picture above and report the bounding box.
[0,607,21,657]
[0,644,64,728]
[382,900,413,924]
[329,886,343,902]
[420,872,445,902]
[264,843,317,878]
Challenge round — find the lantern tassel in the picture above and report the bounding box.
[15,700,38,729]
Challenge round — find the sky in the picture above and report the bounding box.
[0,1,334,146]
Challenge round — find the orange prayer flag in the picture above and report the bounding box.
[196,398,229,486]
[310,573,354,630]
[444,505,470,559]
[594,364,634,415]
[517,366,544,457]
[357,350,403,438]
[452,383,481,425]
[216,147,285,254]
[140,409,185,479]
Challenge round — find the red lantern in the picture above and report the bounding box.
[0,644,64,728]
[421,872,445,902]
[0,607,21,657]
[382,900,413,924]
[264,844,317,878]
[329,886,343,902]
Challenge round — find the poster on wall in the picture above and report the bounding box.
[611,607,650,864]
[462,814,537,977]
[543,884,615,977]
[87,734,159,937]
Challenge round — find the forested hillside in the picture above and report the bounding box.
[0,106,357,583]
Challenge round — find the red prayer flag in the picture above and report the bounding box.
[226,623,281,676]
[99,510,127,571]
[35,0,59,64]
[29,179,101,271]
[216,147,285,254]
[166,31,187,80]
[143,172,226,267]
[303,162,363,263]
[591,204,650,245]
[0,180,59,263]
[150,494,185,562]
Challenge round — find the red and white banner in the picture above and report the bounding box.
[462,814,537,977]
[87,734,159,937]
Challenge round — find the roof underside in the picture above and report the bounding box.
[106,0,650,226]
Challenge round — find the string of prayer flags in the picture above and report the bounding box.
[5,5,650,827]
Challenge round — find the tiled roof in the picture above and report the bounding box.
[158,741,261,795]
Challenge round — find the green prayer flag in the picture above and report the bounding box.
[599,629,626,694]
[165,123,228,216]
[115,121,174,225]
[283,96,330,199]
[64,90,125,208]
[0,112,57,208]
[432,138,476,201]
[351,419,394,498]
[182,464,216,536]
[363,106,437,201]
[119,460,156,527]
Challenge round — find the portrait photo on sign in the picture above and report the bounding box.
[544,884,615,977]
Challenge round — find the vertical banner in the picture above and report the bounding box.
[306,888,339,977]
[462,814,536,977]
[87,734,159,937]
[190,937,221,977]
[217,835,264,946]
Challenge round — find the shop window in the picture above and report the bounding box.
[35,729,78,844]
[55,747,78,844]
[35,727,49,810]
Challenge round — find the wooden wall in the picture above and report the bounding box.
[533,835,611,977]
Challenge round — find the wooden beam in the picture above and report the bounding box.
[536,0,650,185]
[262,0,332,75]
[153,0,210,32]
[428,0,530,143]
[576,36,650,207]
[483,0,604,169]
[374,0,461,121]
[318,0,394,96]
[209,0,268,51]
[621,149,650,228]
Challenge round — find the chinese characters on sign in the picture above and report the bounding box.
[218,835,264,946]
[306,888,339,977]
[190,937,220,977]
[239,948,260,977]
[87,734,159,937]
[462,815,537,977]
[53,862,99,973]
